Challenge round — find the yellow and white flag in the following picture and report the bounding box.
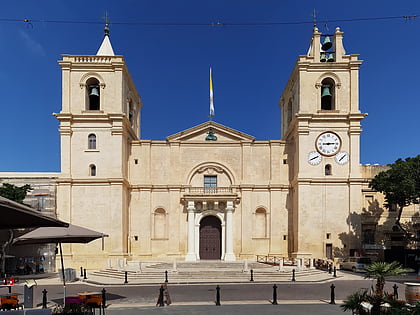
[209,67,215,119]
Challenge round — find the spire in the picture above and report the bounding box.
[96,23,115,56]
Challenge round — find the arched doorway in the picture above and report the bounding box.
[199,216,222,260]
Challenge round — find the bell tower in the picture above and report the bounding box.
[279,27,366,259]
[54,25,142,268]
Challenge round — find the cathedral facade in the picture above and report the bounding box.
[4,27,417,270]
[52,26,367,268]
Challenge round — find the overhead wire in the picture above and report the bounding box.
[0,14,419,27]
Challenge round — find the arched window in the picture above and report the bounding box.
[89,164,96,176]
[325,164,332,176]
[321,78,335,110]
[86,78,100,110]
[254,208,267,238]
[153,208,167,239]
[88,134,96,150]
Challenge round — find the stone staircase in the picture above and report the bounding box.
[88,261,330,284]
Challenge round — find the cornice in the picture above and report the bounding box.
[56,177,129,187]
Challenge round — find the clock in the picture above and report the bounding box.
[308,151,322,165]
[335,151,349,165]
[315,131,341,156]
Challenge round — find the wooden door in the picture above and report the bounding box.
[199,216,221,260]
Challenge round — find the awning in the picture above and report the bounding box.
[0,196,68,229]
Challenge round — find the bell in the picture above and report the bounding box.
[320,53,327,62]
[89,86,99,97]
[321,36,333,51]
[327,53,334,62]
[321,86,332,98]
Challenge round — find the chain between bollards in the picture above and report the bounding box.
[124,271,128,284]
[250,269,254,282]
[330,283,336,305]
[215,285,221,306]
[292,269,296,282]
[42,289,48,308]
[272,284,278,305]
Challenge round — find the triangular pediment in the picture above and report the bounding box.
[167,121,255,142]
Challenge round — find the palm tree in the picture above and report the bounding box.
[364,261,409,315]
[340,290,369,314]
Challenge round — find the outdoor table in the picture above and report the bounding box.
[78,292,102,308]
[0,293,21,310]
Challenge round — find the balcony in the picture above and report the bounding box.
[186,187,234,194]
[183,187,239,203]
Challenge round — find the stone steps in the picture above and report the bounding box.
[88,261,328,284]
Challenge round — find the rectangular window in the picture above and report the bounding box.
[204,175,217,193]
[362,224,376,244]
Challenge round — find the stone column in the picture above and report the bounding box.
[185,201,197,261]
[224,201,236,261]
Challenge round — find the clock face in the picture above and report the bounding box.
[335,151,349,164]
[308,151,322,165]
[316,132,341,156]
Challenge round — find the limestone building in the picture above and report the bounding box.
[53,25,366,268]
[2,26,418,270]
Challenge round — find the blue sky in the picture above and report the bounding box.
[0,0,419,172]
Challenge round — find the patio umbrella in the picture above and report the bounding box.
[13,224,108,304]
[0,196,68,229]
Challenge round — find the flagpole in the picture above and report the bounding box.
[209,67,214,121]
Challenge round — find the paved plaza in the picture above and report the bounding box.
[1,268,418,314]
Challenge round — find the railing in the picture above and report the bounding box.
[257,255,298,266]
[257,255,326,268]
[62,55,119,63]
[185,187,234,194]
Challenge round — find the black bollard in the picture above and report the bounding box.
[102,288,107,309]
[292,269,296,282]
[272,284,278,305]
[165,270,168,283]
[333,266,337,277]
[215,285,221,306]
[83,268,87,280]
[250,269,254,282]
[124,271,128,284]
[393,284,398,299]
[328,264,332,274]
[329,284,336,305]
[42,289,48,308]
[80,267,83,277]
[157,285,165,307]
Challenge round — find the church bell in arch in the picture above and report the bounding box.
[89,85,100,97]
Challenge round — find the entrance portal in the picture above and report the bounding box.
[199,216,222,260]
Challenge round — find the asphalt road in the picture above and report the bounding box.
[31,278,408,305]
[2,272,417,314]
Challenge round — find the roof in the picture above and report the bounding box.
[96,26,115,56]
[167,121,255,142]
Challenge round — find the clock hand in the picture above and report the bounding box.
[339,155,345,161]
[310,156,319,161]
